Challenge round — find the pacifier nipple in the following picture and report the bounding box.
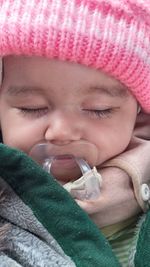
[29,143,102,200]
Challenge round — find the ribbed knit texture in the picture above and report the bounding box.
[0,0,150,112]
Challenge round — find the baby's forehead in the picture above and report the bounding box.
[2,55,129,100]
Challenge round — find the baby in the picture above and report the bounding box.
[0,1,150,267]
[0,56,137,180]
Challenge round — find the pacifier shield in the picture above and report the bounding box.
[29,143,102,199]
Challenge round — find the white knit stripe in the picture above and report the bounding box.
[47,0,61,28]
[84,7,102,63]
[20,1,36,51]
[59,0,76,58]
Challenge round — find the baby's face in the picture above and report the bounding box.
[0,56,137,182]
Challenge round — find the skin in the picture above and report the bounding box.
[0,56,138,184]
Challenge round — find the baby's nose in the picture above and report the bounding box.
[44,111,83,145]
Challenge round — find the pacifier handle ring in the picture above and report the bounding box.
[75,158,91,174]
[43,157,54,173]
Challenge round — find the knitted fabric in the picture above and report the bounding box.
[0,0,150,112]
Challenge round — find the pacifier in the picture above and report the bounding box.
[29,143,102,200]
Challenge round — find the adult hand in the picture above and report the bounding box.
[76,167,141,228]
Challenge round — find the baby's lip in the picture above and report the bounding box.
[29,140,99,167]
[51,155,79,171]
[50,154,78,168]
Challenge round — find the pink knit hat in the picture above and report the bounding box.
[0,0,150,112]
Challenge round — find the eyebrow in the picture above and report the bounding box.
[86,84,129,98]
[5,86,44,96]
[5,84,129,98]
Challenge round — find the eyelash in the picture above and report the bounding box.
[83,108,114,119]
[19,107,49,117]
